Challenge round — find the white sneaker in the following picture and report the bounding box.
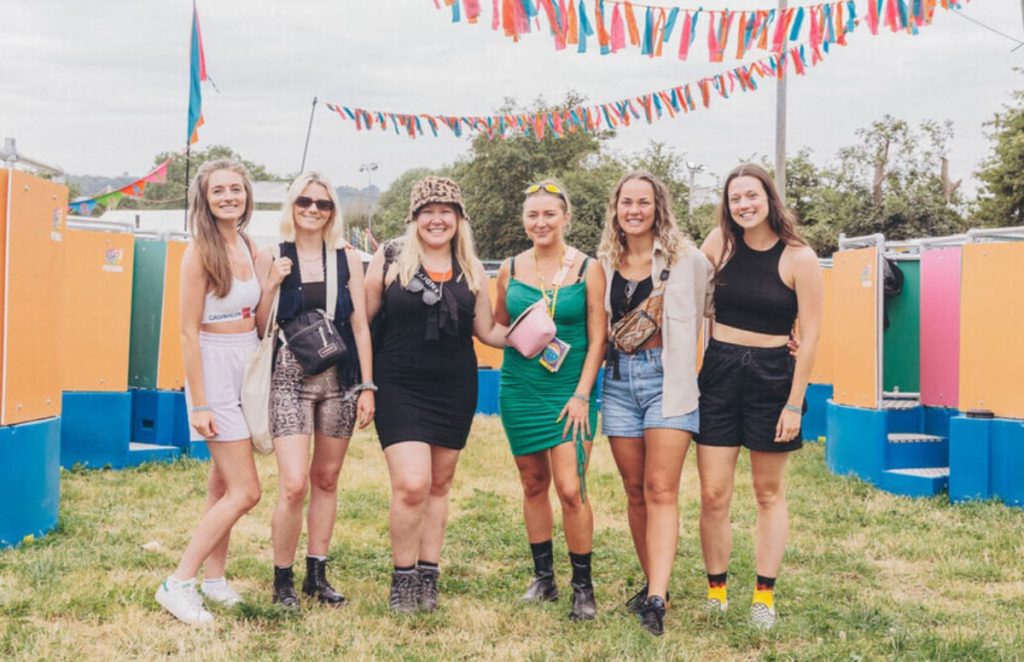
[156,578,214,625]
[751,602,777,630]
[200,579,242,607]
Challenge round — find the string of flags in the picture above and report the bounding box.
[68,159,173,215]
[430,0,968,61]
[327,40,833,141]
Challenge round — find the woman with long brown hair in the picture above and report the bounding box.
[697,163,823,630]
[598,171,713,636]
[155,159,263,625]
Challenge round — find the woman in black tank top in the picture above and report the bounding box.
[695,163,824,630]
[363,177,507,614]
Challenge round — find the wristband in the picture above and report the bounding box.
[572,392,589,403]
[192,405,213,413]
[356,382,378,393]
[783,404,802,414]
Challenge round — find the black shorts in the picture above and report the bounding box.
[696,339,803,453]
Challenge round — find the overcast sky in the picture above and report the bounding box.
[2,1,1021,198]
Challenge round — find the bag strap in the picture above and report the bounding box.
[264,245,281,339]
[325,245,338,320]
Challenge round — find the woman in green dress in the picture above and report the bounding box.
[493,180,607,621]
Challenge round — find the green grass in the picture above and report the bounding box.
[2,416,1023,661]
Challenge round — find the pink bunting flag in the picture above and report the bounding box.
[610,4,625,52]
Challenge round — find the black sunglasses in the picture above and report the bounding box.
[294,196,335,212]
[405,275,441,306]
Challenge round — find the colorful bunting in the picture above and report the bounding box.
[430,0,968,61]
[187,1,211,145]
[68,159,172,215]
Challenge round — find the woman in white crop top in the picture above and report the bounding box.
[154,159,263,626]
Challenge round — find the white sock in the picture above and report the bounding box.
[165,575,195,591]
[307,555,327,562]
[202,577,227,588]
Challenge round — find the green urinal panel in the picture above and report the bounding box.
[128,239,167,389]
[883,260,921,393]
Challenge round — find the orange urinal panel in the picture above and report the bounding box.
[156,238,188,390]
[60,227,134,391]
[831,248,878,409]
[959,243,1024,418]
[2,170,67,424]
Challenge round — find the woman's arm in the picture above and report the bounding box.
[775,246,824,442]
[558,259,607,442]
[472,260,508,348]
[364,248,387,323]
[254,246,290,336]
[180,245,216,439]
[492,258,512,326]
[345,249,376,429]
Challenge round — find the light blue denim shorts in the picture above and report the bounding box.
[601,348,699,438]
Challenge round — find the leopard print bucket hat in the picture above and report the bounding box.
[405,176,471,224]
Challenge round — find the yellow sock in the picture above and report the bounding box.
[707,585,728,604]
[752,588,774,609]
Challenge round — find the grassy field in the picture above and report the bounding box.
[2,416,1023,661]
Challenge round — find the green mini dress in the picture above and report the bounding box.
[499,264,597,458]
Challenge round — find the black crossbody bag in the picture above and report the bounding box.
[280,246,348,375]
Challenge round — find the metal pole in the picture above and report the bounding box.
[775,0,788,203]
[360,162,378,238]
[299,96,318,173]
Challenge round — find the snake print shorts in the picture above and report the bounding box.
[270,345,357,439]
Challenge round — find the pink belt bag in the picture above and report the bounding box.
[506,300,556,359]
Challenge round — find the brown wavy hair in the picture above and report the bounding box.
[187,159,254,297]
[715,163,805,272]
[598,171,686,267]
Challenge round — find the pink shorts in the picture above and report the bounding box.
[185,329,260,442]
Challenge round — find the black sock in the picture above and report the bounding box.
[394,564,416,574]
[755,574,776,591]
[569,551,592,586]
[530,540,554,577]
[417,560,439,571]
[708,571,728,587]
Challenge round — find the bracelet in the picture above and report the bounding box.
[191,405,213,413]
[356,382,378,393]
[783,404,802,414]
[572,392,589,403]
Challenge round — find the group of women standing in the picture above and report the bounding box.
[155,158,823,638]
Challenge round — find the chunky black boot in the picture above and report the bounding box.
[302,556,346,608]
[568,581,597,621]
[626,582,671,613]
[273,565,300,609]
[522,572,559,602]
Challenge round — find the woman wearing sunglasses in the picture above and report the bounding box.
[364,176,506,614]
[598,171,714,636]
[253,172,375,610]
[492,180,606,621]
[696,164,822,630]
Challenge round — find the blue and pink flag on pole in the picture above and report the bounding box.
[187,2,208,145]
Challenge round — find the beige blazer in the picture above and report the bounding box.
[602,240,714,417]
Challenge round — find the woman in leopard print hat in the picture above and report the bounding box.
[364,176,507,614]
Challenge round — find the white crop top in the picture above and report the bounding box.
[201,236,262,324]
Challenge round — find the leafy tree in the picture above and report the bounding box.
[974,76,1024,227]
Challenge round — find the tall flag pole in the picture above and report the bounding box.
[185,0,208,230]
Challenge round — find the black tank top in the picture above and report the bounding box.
[713,238,798,336]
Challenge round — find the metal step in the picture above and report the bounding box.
[887,433,945,444]
[129,442,178,452]
[881,399,920,411]
[885,467,949,478]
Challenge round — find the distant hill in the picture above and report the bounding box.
[336,185,379,216]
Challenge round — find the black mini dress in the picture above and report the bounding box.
[373,262,478,450]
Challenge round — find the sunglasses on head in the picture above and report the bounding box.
[524,183,564,197]
[405,275,441,306]
[294,196,335,212]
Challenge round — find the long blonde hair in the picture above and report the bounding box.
[390,206,481,294]
[278,171,345,247]
[597,171,686,267]
[187,159,255,297]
